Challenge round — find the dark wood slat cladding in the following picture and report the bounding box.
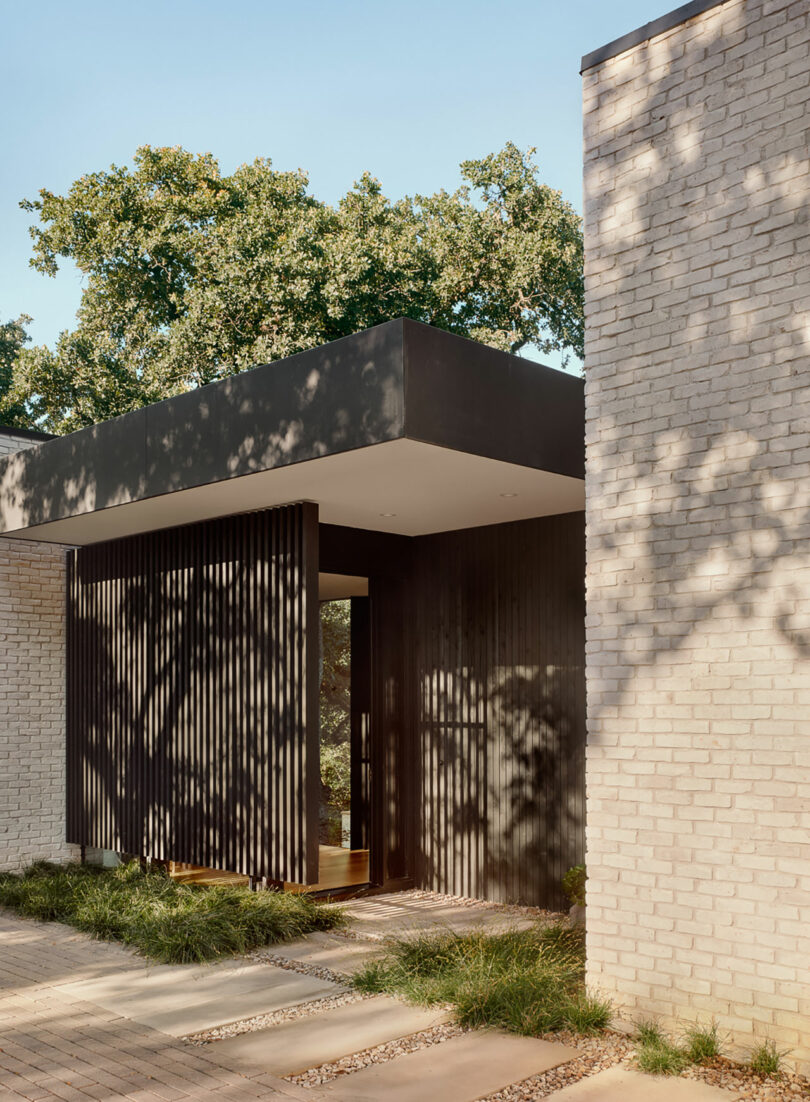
[412,513,585,910]
[66,503,319,884]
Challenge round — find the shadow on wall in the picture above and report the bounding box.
[490,664,583,907]
[415,514,586,911]
[417,664,583,912]
[585,2,810,708]
[583,0,810,1058]
[0,322,404,532]
[69,507,314,884]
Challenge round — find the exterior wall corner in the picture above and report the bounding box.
[583,0,810,1073]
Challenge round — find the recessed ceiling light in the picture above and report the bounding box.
[379,512,397,517]
[499,492,518,498]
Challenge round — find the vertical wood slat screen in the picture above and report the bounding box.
[66,503,319,884]
[413,512,585,910]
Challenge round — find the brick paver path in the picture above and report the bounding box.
[0,912,314,1101]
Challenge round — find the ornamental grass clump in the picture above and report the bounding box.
[634,1021,690,1077]
[353,922,611,1037]
[749,1040,785,1078]
[635,1019,722,1077]
[0,860,343,964]
[683,1020,721,1064]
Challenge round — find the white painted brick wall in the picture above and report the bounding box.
[583,0,810,1072]
[0,430,76,871]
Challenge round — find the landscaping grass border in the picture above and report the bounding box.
[352,922,611,1037]
[0,860,343,963]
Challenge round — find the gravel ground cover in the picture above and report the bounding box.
[249,948,351,986]
[184,991,367,1044]
[285,1022,467,1088]
[183,892,809,1101]
[479,1033,810,1102]
[683,1058,810,1101]
[479,1029,634,1100]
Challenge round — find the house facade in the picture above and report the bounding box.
[1,0,808,1071]
[583,0,810,1070]
[0,320,586,909]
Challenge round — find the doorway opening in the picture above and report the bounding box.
[168,571,373,895]
[285,573,371,893]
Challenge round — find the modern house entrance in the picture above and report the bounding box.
[0,318,586,909]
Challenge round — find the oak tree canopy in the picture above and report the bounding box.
[1,143,583,433]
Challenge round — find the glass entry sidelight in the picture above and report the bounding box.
[285,579,371,893]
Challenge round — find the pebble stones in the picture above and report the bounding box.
[477,1030,635,1102]
[286,1022,467,1088]
[683,1059,810,1102]
[183,991,366,1045]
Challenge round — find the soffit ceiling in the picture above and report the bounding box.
[3,438,584,546]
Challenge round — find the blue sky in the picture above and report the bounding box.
[2,0,663,361]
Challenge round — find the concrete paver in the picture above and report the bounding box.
[0,912,315,1100]
[213,996,447,1076]
[1,894,578,1102]
[266,932,382,975]
[316,1030,578,1101]
[548,1066,733,1101]
[56,961,344,1036]
[335,891,536,940]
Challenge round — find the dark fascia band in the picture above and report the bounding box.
[0,423,55,442]
[581,0,731,72]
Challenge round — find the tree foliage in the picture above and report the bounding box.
[320,599,351,748]
[0,313,31,426]
[3,143,583,433]
[320,600,352,835]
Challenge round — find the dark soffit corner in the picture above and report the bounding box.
[401,320,584,481]
[581,0,732,72]
[0,424,57,443]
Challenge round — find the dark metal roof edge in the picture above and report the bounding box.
[0,423,56,442]
[581,0,731,72]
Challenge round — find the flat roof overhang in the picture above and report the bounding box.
[0,319,584,546]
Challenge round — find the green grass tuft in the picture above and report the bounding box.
[0,861,343,964]
[564,990,613,1034]
[683,1021,721,1064]
[636,1036,689,1076]
[352,922,610,1038]
[636,1019,665,1045]
[749,1040,784,1077]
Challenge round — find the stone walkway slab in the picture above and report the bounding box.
[549,1066,733,1101]
[268,933,382,975]
[56,959,344,1036]
[335,891,536,940]
[214,996,448,1076]
[0,912,315,1100]
[316,1030,577,1101]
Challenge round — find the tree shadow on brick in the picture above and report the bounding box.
[67,505,316,885]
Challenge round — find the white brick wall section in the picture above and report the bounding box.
[0,536,78,870]
[583,0,810,1074]
[0,427,76,871]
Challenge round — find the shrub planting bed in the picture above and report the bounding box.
[352,923,611,1036]
[0,860,343,963]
